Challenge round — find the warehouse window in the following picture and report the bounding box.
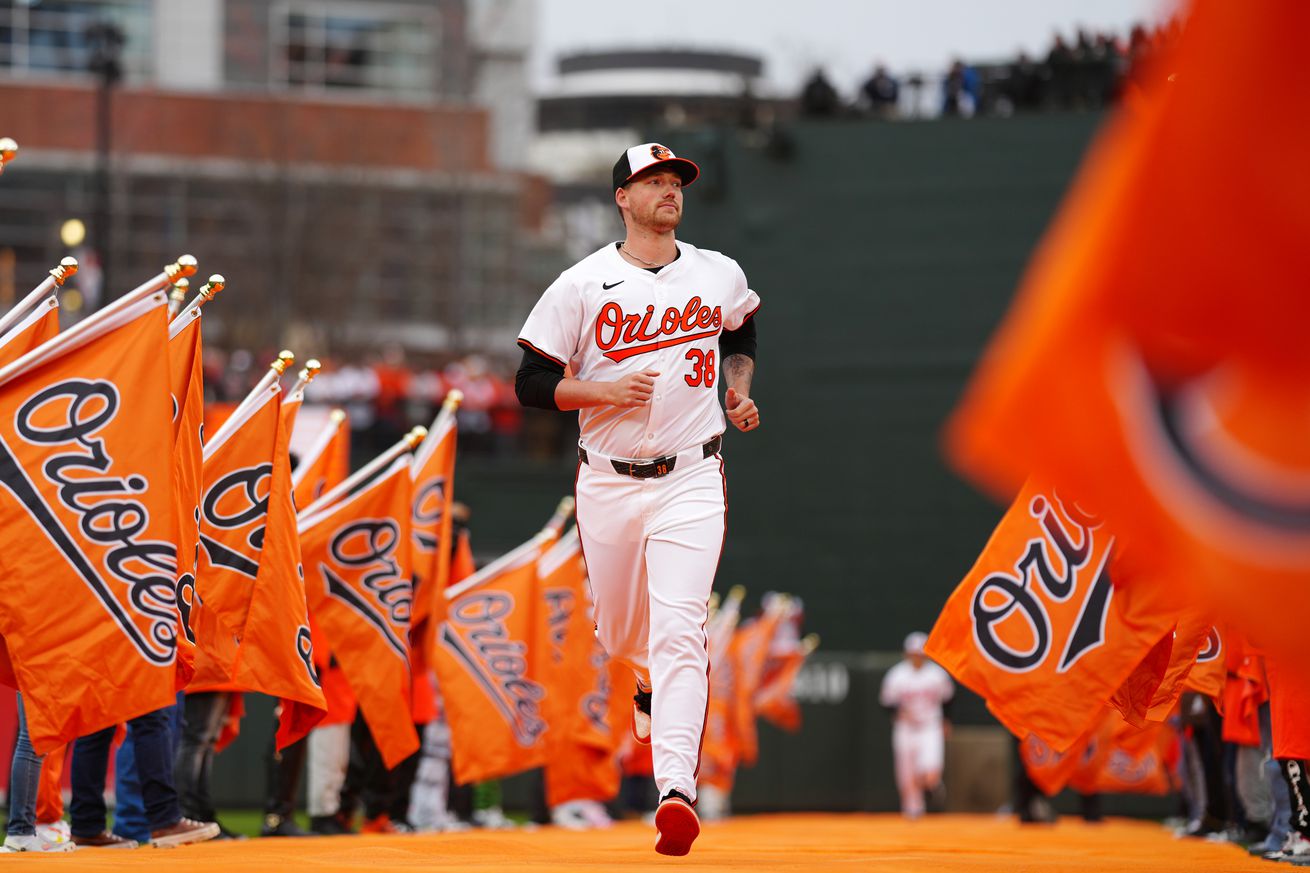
[270,1,438,99]
[0,0,152,81]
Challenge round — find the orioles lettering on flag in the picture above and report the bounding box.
[0,287,180,754]
[434,532,551,785]
[1019,725,1103,797]
[944,0,1310,661]
[409,408,458,651]
[1181,625,1225,707]
[1069,710,1177,796]
[0,288,58,369]
[194,380,283,662]
[230,384,326,748]
[291,409,350,511]
[300,455,418,768]
[925,480,1175,751]
[536,528,620,807]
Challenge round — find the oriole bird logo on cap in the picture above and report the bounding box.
[650,144,673,160]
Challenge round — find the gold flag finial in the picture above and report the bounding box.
[169,276,190,303]
[802,633,820,654]
[329,408,347,424]
[0,137,16,174]
[708,592,722,613]
[442,389,465,412]
[729,584,746,601]
[200,274,225,301]
[271,350,295,375]
[49,256,79,286]
[164,254,198,281]
[405,425,429,448]
[556,495,576,518]
[299,358,322,383]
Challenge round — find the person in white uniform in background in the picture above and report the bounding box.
[880,631,954,819]
[514,143,761,856]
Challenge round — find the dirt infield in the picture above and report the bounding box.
[8,814,1274,871]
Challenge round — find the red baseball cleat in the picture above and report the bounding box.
[654,791,700,856]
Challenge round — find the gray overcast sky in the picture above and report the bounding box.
[533,0,1176,95]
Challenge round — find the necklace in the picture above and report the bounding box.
[620,243,672,268]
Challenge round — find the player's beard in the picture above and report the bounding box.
[635,199,682,233]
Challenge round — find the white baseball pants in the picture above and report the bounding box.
[307,722,351,817]
[575,451,726,803]
[892,721,945,818]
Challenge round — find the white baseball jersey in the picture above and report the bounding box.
[880,661,954,727]
[517,240,760,460]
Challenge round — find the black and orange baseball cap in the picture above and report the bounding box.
[612,143,700,193]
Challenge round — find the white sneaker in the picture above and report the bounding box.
[550,801,590,831]
[1266,832,1310,861]
[577,800,613,829]
[2,833,77,853]
[36,820,71,845]
[471,806,516,830]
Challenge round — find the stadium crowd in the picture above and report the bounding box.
[800,19,1180,119]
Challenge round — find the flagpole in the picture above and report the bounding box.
[285,358,321,401]
[168,274,225,337]
[0,257,76,336]
[412,389,463,473]
[204,350,294,452]
[298,425,427,521]
[0,254,195,388]
[540,495,576,541]
[802,633,820,655]
[166,277,189,318]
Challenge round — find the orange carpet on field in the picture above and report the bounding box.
[6,814,1275,872]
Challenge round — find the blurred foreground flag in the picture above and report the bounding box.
[945,0,1310,658]
[925,481,1175,751]
[0,284,178,753]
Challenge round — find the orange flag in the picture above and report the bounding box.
[435,532,552,785]
[1069,711,1176,796]
[1140,613,1217,722]
[409,401,458,644]
[194,375,284,665]
[0,285,180,754]
[300,455,418,768]
[167,308,206,687]
[1020,725,1103,797]
[732,604,786,769]
[291,409,350,510]
[537,528,620,807]
[1181,626,1226,706]
[925,481,1176,751]
[1267,655,1310,761]
[234,381,326,747]
[0,287,59,369]
[944,0,1310,660]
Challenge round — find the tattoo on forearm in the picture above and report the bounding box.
[722,354,754,392]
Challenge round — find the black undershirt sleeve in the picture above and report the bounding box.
[719,312,758,360]
[515,344,566,410]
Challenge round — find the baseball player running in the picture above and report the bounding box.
[515,143,760,855]
[879,632,954,819]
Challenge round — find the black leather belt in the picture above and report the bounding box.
[579,434,722,480]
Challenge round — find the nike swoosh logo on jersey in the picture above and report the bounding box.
[602,281,624,290]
